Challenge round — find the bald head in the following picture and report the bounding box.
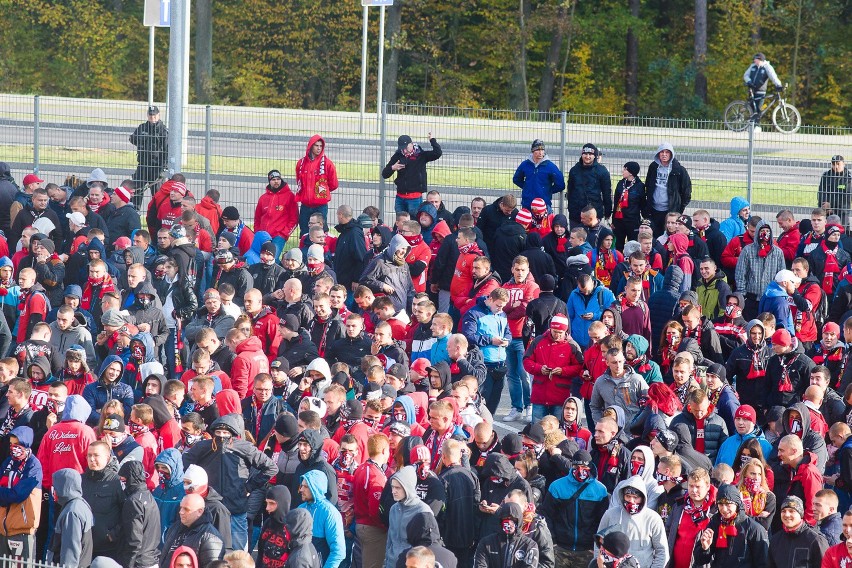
[284,278,303,302]
[179,493,206,527]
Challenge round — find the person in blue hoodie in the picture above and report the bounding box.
[758,269,797,331]
[719,197,750,243]
[298,469,345,568]
[82,355,135,425]
[0,425,42,559]
[513,139,565,210]
[244,231,272,266]
[414,201,438,244]
[567,274,616,350]
[152,448,185,541]
[460,290,512,415]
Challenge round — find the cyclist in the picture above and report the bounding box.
[742,53,783,123]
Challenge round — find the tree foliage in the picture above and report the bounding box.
[0,0,848,125]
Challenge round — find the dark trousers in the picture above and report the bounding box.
[448,545,476,568]
[743,293,759,322]
[648,209,669,239]
[612,218,641,251]
[481,363,508,416]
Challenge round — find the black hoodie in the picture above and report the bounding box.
[479,454,534,538]
[692,484,769,568]
[257,485,294,566]
[290,428,338,507]
[474,501,540,568]
[118,460,161,568]
[395,511,458,568]
[0,162,17,234]
[81,458,124,557]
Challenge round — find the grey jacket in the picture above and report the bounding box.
[589,367,649,425]
[50,468,94,568]
[597,476,669,568]
[735,220,786,297]
[385,466,435,568]
[49,318,98,370]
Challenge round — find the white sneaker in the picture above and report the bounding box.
[524,406,532,421]
[503,408,524,422]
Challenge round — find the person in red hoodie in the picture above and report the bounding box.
[775,434,824,529]
[353,432,390,568]
[228,329,270,399]
[36,394,96,490]
[195,189,223,236]
[146,178,191,234]
[458,256,501,317]
[295,135,339,236]
[255,169,298,259]
[401,221,432,294]
[501,256,540,422]
[146,394,181,452]
[450,227,483,312]
[776,210,801,266]
[523,314,585,423]
[129,403,160,490]
[528,197,554,238]
[791,258,824,348]
[244,288,280,356]
[332,399,372,465]
[823,510,852,568]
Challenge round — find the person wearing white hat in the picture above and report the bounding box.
[758,269,801,332]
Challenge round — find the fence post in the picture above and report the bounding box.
[379,100,387,218]
[205,105,212,194]
[559,111,566,215]
[33,95,40,173]
[746,121,754,204]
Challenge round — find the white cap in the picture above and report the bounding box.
[66,212,87,227]
[775,269,801,284]
[183,464,208,492]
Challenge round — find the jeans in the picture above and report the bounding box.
[506,338,530,411]
[299,204,329,237]
[647,209,669,239]
[395,195,422,215]
[481,363,508,416]
[437,289,451,313]
[230,512,249,552]
[271,236,288,262]
[532,404,561,424]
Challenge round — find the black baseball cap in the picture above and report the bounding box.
[147,105,160,115]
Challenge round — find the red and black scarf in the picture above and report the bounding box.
[81,276,116,311]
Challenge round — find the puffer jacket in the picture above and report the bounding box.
[513,154,565,209]
[567,153,612,222]
[159,511,224,568]
[669,408,729,463]
[539,460,608,550]
[524,331,584,406]
[474,502,539,568]
[118,460,161,568]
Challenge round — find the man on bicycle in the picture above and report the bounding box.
[743,53,783,122]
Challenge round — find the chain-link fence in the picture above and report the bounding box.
[2,94,850,230]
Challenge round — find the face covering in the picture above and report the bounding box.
[120,479,126,491]
[338,450,355,468]
[744,477,762,493]
[789,418,803,437]
[9,445,27,461]
[137,297,151,309]
[128,421,149,436]
[108,433,124,447]
[630,460,645,476]
[363,416,379,429]
[655,472,684,485]
[665,331,679,345]
[131,343,144,360]
[392,408,407,422]
[623,500,641,515]
[725,304,742,319]
[489,476,504,485]
[182,431,203,447]
[573,467,590,482]
[213,432,232,449]
[740,454,752,467]
[46,400,65,415]
[501,519,516,535]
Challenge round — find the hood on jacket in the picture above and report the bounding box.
[495,501,524,535]
[601,307,624,336]
[305,358,331,392]
[729,197,750,219]
[416,202,438,228]
[88,237,107,259]
[0,257,13,270]
[552,213,568,231]
[669,233,689,255]
[129,332,156,364]
[298,429,326,463]
[98,355,125,384]
[394,465,420,505]
[605,405,627,430]
[431,220,451,241]
[236,335,265,355]
[781,402,813,437]
[398,436,426,467]
[482,453,517,480]
[663,266,684,292]
[386,233,411,261]
[118,460,148,494]
[10,426,34,448]
[626,334,650,357]
[755,219,774,244]
[135,279,158,299]
[407,511,442,546]
[249,231,272,255]
[525,231,544,249]
[393,396,418,425]
[285,508,314,546]
[211,413,244,438]
[267,484,292,524]
[145,394,173,428]
[744,319,764,339]
[654,142,675,164]
[614,475,648,511]
[716,483,745,520]
[727,292,746,309]
[215,389,242,416]
[452,206,471,228]
[27,355,52,383]
[764,280,788,298]
[300,469,330,503]
[560,396,588,430]
[303,134,326,160]
[53,468,84,506]
[62,395,92,423]
[169,545,199,568]
[426,361,452,393]
[125,246,146,266]
[0,162,12,180]
[154,448,185,489]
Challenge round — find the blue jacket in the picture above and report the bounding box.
[0,426,42,507]
[539,462,608,550]
[415,202,438,244]
[152,448,185,541]
[298,470,345,568]
[719,197,749,242]
[392,395,419,426]
[245,231,272,266]
[758,281,794,332]
[430,334,450,365]
[714,426,773,467]
[460,296,511,363]
[82,355,135,425]
[513,155,565,209]
[241,395,291,443]
[566,284,615,349]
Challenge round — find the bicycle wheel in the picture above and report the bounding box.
[773,102,801,134]
[724,101,750,132]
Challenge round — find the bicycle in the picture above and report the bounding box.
[724,84,801,134]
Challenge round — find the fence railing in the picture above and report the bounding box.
[2,94,850,228]
[0,555,64,568]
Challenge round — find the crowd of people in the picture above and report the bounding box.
[0,129,849,568]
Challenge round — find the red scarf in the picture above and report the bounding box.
[403,234,423,247]
[81,276,116,310]
[683,495,713,524]
[556,235,567,253]
[694,416,706,453]
[821,241,841,295]
[594,249,618,287]
[458,242,481,256]
[777,353,799,392]
[614,179,636,219]
[746,342,767,379]
[630,354,652,374]
[715,517,738,548]
[758,235,772,257]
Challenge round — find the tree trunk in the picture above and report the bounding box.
[555,0,578,106]
[509,0,531,111]
[538,4,567,111]
[383,2,403,105]
[625,0,640,116]
[693,0,708,103]
[750,0,762,47]
[195,0,214,104]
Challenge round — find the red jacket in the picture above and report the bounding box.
[295,135,339,207]
[524,332,585,406]
[332,421,371,466]
[822,543,852,568]
[147,180,192,233]
[582,343,608,400]
[36,420,97,488]
[255,183,298,240]
[180,369,232,392]
[353,459,387,528]
[405,238,432,293]
[458,275,501,317]
[153,418,181,453]
[450,245,483,310]
[502,275,540,338]
[133,430,160,490]
[251,307,280,358]
[196,195,222,236]
[777,223,802,264]
[231,336,269,398]
[721,232,753,270]
[787,452,824,526]
[793,280,822,342]
[17,288,48,343]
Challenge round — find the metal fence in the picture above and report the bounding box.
[2,94,850,229]
[0,556,64,568]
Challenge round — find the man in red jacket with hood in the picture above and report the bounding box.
[255,169,298,259]
[147,177,192,234]
[227,329,270,399]
[296,135,338,237]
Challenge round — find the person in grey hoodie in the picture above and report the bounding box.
[360,234,415,314]
[643,142,692,238]
[285,508,321,568]
[385,465,435,568]
[597,476,668,568]
[589,349,648,425]
[49,468,94,568]
[48,305,97,370]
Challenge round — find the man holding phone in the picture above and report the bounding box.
[382,132,443,215]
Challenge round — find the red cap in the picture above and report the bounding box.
[530,198,548,216]
[515,208,533,226]
[410,358,430,377]
[410,444,430,464]
[113,236,131,250]
[772,328,792,348]
[169,181,188,197]
[23,174,44,186]
[114,186,132,204]
[734,404,756,423]
[823,322,840,335]
[550,314,570,332]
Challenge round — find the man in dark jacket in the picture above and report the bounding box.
[49,468,94,568]
[438,438,480,567]
[647,266,684,353]
[0,162,18,234]
[130,106,169,200]
[818,156,851,225]
[212,249,252,308]
[117,460,161,568]
[768,495,828,568]
[182,414,277,552]
[669,389,729,463]
[241,374,290,444]
[478,194,518,252]
[643,142,692,237]
[359,234,414,314]
[693,483,769,568]
[104,186,141,246]
[80,441,125,561]
[184,289,237,345]
[0,426,42,560]
[325,313,372,374]
[382,133,443,215]
[474,501,539,568]
[492,215,529,287]
[478,454,534,539]
[566,143,612,227]
[395,511,458,568]
[160,493,224,568]
[291,429,338,507]
[284,508,321,568]
[333,205,368,292]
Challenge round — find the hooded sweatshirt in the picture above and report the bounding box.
[257,484,295,566]
[36,395,96,488]
[719,197,750,242]
[360,234,414,314]
[395,510,458,568]
[118,460,161,568]
[385,465,435,568]
[152,448,186,538]
[735,220,786,297]
[298,469,345,568]
[295,135,339,207]
[284,508,321,568]
[83,355,135,425]
[597,476,669,568]
[50,468,94,568]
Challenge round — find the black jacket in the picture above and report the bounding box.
[684,317,725,364]
[478,197,517,252]
[692,484,769,568]
[491,223,528,288]
[766,351,816,408]
[80,460,125,557]
[130,119,169,167]
[184,307,236,344]
[277,329,320,369]
[333,218,368,289]
[104,204,142,246]
[381,139,443,195]
[669,409,729,463]
[478,454,534,538]
[767,520,827,568]
[0,162,17,234]
[524,291,568,341]
[643,157,692,215]
[359,235,415,313]
[242,395,290,444]
[248,261,285,296]
[647,266,684,353]
[612,177,646,222]
[210,342,237,376]
[326,332,372,371]
[725,326,770,412]
[283,509,321,568]
[212,263,253,308]
[474,502,540,568]
[395,511,458,568]
[431,230,489,291]
[521,233,557,286]
[257,485,297,567]
[118,461,161,568]
[438,463,481,550]
[567,160,612,222]
[309,316,344,357]
[159,510,225,568]
[202,486,233,553]
[290,429,338,506]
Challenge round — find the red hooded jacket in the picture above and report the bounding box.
[255,182,298,240]
[524,332,585,405]
[230,336,269,398]
[295,135,339,207]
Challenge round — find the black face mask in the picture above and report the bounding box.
[137,298,152,309]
